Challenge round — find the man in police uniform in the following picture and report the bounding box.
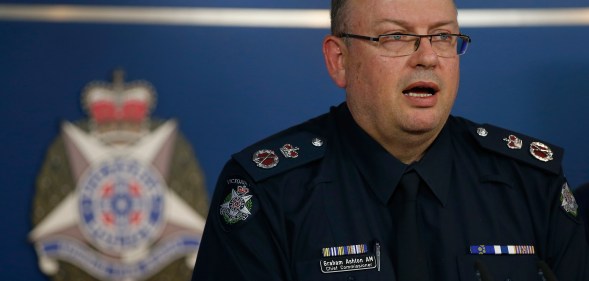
[192,0,588,280]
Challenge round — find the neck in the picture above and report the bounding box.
[384,131,439,164]
[365,125,443,165]
[344,103,447,164]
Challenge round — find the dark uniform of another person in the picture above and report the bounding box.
[192,0,589,280]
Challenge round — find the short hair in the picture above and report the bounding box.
[330,0,349,36]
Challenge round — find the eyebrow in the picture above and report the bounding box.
[374,19,459,31]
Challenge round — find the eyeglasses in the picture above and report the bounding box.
[340,33,471,58]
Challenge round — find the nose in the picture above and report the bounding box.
[411,36,438,67]
[413,36,436,55]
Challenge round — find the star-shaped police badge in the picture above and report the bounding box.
[219,178,257,230]
[30,70,209,281]
[561,182,578,217]
[220,186,253,224]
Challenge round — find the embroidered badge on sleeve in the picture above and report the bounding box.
[219,177,257,230]
[560,182,578,217]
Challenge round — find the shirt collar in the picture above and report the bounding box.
[414,122,453,206]
[336,103,453,206]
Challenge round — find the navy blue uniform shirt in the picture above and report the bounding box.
[574,183,589,243]
[192,103,588,280]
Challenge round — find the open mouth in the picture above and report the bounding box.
[402,82,439,97]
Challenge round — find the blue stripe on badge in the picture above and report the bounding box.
[470,245,535,255]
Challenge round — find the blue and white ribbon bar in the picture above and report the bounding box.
[322,244,368,257]
[470,245,535,255]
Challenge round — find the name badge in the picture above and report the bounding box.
[320,254,377,273]
[319,242,381,274]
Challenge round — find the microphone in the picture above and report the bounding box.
[537,261,558,281]
[474,259,495,281]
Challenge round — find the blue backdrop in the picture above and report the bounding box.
[1,1,588,280]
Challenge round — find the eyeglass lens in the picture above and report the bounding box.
[378,35,468,57]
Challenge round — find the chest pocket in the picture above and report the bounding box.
[457,254,540,281]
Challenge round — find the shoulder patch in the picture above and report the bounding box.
[469,123,563,174]
[560,182,579,220]
[219,176,258,231]
[232,130,326,182]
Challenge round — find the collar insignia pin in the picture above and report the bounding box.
[253,149,279,169]
[280,144,299,158]
[529,141,553,162]
[503,134,523,149]
[312,138,323,147]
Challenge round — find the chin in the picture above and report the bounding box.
[402,115,445,134]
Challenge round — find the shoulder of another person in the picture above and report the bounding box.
[462,118,563,175]
[231,117,328,183]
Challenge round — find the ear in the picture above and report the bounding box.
[322,35,347,88]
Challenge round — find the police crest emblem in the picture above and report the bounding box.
[220,181,253,224]
[219,177,258,230]
[560,182,578,217]
[29,70,209,281]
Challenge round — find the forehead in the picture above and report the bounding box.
[347,0,458,30]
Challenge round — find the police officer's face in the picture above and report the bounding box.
[325,0,460,143]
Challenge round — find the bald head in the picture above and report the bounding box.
[330,0,457,35]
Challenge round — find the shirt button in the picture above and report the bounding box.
[347,276,355,281]
[505,278,512,281]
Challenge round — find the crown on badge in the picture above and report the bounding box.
[82,69,156,143]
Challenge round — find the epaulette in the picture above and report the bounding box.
[232,130,326,182]
[469,123,563,174]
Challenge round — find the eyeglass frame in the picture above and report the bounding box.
[339,32,472,57]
